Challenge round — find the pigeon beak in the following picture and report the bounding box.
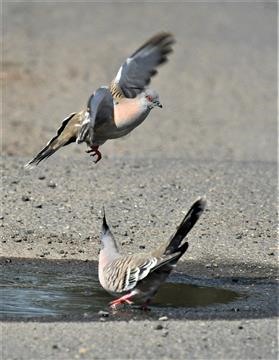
[156,101,163,108]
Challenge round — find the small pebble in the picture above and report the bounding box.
[52,344,58,349]
[34,204,43,209]
[139,245,145,249]
[158,316,168,321]
[79,347,88,355]
[98,310,109,317]
[47,181,56,188]
[38,175,46,180]
[154,324,164,330]
[232,308,240,312]
[21,195,30,202]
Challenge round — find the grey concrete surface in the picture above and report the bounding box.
[2,320,278,360]
[1,1,278,360]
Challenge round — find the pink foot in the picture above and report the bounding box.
[109,294,134,309]
[86,146,102,163]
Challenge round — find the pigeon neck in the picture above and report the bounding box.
[99,245,119,266]
[101,231,119,255]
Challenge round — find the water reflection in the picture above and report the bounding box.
[1,267,241,320]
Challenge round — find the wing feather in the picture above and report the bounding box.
[77,88,114,145]
[104,256,158,293]
[111,32,175,99]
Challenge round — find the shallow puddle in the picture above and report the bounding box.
[0,266,241,320]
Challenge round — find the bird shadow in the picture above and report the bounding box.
[0,257,277,322]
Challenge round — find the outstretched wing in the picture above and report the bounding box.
[110,32,175,99]
[77,87,114,145]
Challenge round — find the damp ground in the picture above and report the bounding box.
[1,257,277,322]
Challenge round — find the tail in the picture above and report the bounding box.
[24,144,58,169]
[24,113,77,169]
[165,196,207,255]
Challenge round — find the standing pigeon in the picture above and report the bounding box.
[25,32,175,168]
[98,197,206,309]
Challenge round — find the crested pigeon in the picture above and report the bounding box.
[25,32,175,168]
[98,197,206,309]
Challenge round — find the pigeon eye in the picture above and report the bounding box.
[146,95,153,102]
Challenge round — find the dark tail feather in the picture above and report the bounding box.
[24,145,57,169]
[166,241,189,265]
[24,112,77,169]
[152,242,189,273]
[165,197,206,254]
[171,241,189,263]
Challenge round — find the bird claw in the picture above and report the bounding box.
[90,152,102,164]
[109,296,133,309]
[86,147,102,163]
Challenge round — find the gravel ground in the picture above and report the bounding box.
[1,2,278,360]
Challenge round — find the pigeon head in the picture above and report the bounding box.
[142,89,162,109]
[100,209,119,253]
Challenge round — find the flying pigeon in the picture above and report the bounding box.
[25,32,175,168]
[98,197,206,309]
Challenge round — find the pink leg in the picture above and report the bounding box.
[109,293,134,309]
[86,146,102,163]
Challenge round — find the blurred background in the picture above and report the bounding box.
[3,1,277,163]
